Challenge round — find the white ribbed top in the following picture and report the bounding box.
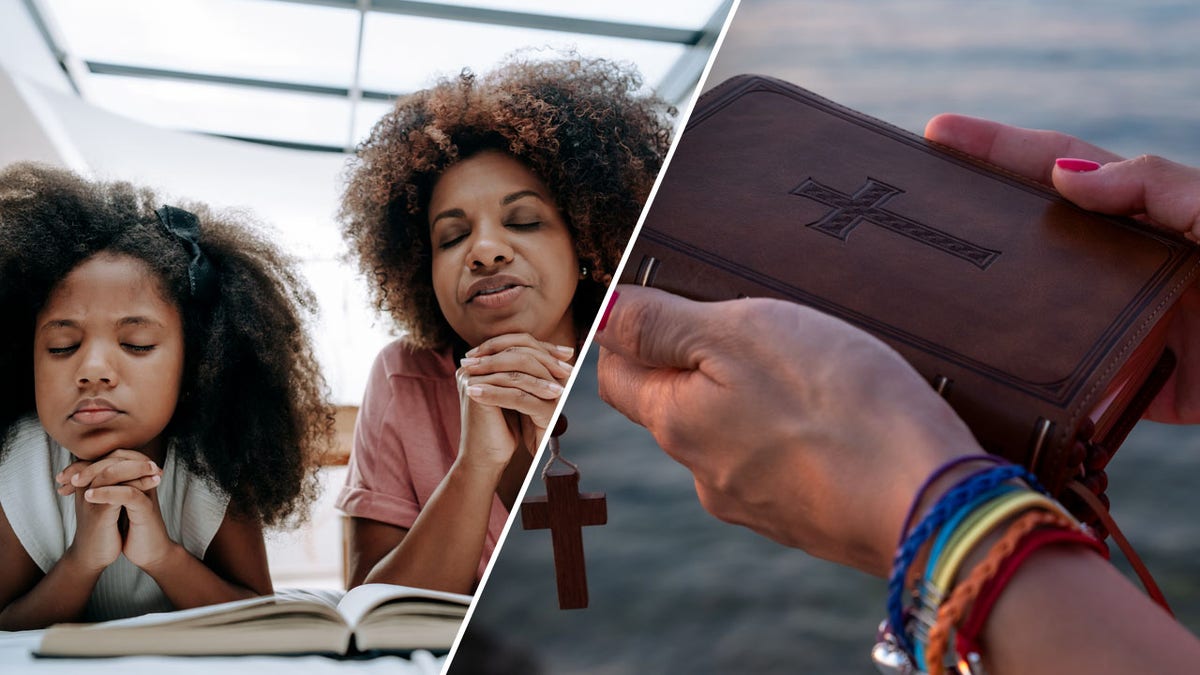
[0,416,229,621]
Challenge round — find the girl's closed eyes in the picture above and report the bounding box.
[45,343,156,356]
[123,344,157,353]
[505,221,542,231]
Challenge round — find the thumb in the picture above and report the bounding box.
[1053,156,1200,238]
[595,285,709,369]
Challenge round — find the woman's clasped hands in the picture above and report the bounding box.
[456,333,574,469]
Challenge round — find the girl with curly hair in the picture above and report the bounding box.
[0,163,333,629]
[338,54,673,594]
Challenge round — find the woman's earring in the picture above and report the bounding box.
[579,265,589,280]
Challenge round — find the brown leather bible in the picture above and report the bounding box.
[622,74,1200,506]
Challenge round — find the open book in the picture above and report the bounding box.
[35,584,471,658]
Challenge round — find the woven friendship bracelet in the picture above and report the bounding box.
[887,464,1042,653]
[908,485,1020,654]
[918,485,1020,601]
[931,492,1061,595]
[912,489,1051,667]
[905,484,1018,601]
[897,455,1006,547]
[923,508,1079,672]
[954,527,1107,658]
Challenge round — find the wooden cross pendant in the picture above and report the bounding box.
[521,453,607,609]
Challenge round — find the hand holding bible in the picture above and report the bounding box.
[597,285,979,576]
[925,113,1200,425]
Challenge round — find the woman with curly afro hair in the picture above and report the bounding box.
[0,163,333,629]
[337,54,673,593]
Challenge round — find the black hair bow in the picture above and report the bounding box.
[156,205,216,302]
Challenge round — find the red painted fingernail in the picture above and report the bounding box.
[1055,157,1101,172]
[598,291,619,332]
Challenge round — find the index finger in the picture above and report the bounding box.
[466,333,575,361]
[460,346,572,382]
[70,456,160,489]
[102,449,153,462]
[57,459,93,485]
[924,113,1124,185]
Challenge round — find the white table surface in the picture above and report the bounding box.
[0,630,445,675]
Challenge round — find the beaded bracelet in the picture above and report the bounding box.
[954,527,1106,659]
[886,463,1042,654]
[923,508,1079,673]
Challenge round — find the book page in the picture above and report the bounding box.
[51,595,277,629]
[337,584,471,629]
[37,593,355,657]
[273,587,345,611]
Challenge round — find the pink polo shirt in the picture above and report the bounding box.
[336,340,508,581]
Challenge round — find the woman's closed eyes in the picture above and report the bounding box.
[434,220,544,250]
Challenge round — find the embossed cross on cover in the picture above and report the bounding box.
[622,74,1200,499]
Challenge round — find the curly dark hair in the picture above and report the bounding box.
[0,162,333,526]
[340,53,674,349]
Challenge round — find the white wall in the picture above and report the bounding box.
[0,0,72,94]
[0,68,76,168]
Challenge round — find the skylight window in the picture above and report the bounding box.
[43,0,360,88]
[358,13,685,94]
[29,0,729,151]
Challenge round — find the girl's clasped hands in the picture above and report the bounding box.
[55,450,167,573]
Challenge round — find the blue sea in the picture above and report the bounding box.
[457,1,1200,673]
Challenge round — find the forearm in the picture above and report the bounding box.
[363,459,502,594]
[0,554,103,630]
[140,544,262,609]
[981,546,1200,675]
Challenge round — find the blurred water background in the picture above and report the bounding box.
[456,1,1200,672]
